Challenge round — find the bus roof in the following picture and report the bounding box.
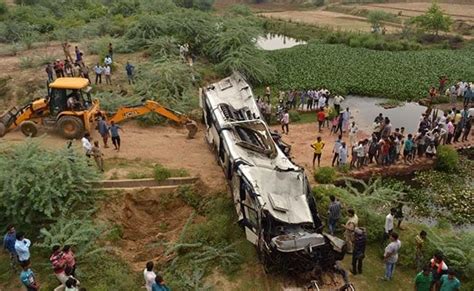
[49,78,89,89]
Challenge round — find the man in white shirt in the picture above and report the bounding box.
[81,133,92,157]
[104,55,112,66]
[349,122,358,147]
[384,208,396,244]
[318,94,326,109]
[143,261,156,291]
[333,95,344,114]
[14,232,31,264]
[104,65,112,85]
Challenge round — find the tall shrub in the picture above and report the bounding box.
[435,145,458,172]
[0,139,99,223]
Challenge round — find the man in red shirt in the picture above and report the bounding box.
[317,107,326,132]
[50,245,67,283]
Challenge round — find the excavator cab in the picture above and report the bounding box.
[48,78,92,115]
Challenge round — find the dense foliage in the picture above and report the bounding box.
[313,166,337,184]
[435,145,459,172]
[411,3,453,36]
[268,43,474,100]
[0,139,99,223]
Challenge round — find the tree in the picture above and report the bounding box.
[367,10,396,31]
[0,139,99,223]
[412,2,453,36]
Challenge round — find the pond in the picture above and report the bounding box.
[257,33,306,51]
[339,95,427,134]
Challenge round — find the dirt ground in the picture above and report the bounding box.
[97,188,197,271]
[260,10,401,33]
[354,2,474,23]
[0,121,227,191]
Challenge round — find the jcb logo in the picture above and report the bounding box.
[123,111,139,118]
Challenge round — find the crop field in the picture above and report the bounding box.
[268,43,474,100]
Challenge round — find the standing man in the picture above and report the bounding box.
[342,108,351,133]
[97,116,109,148]
[439,76,448,95]
[50,245,67,284]
[327,195,341,235]
[62,245,76,277]
[351,227,366,275]
[93,63,103,85]
[81,133,93,158]
[45,63,54,83]
[125,61,135,85]
[280,110,289,135]
[104,64,112,85]
[342,209,358,254]
[62,42,73,63]
[317,107,326,132]
[349,121,358,147]
[3,224,17,270]
[20,261,39,291]
[108,43,114,59]
[15,232,31,265]
[110,121,123,151]
[338,142,348,166]
[415,230,428,271]
[311,136,325,168]
[333,95,344,115]
[439,270,461,291]
[332,135,342,167]
[383,232,401,281]
[383,208,396,245]
[92,141,105,172]
[414,265,433,291]
[144,261,157,291]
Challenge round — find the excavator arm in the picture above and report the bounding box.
[107,100,197,138]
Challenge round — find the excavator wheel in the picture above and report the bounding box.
[20,121,38,137]
[185,120,198,139]
[57,116,84,139]
[0,122,5,137]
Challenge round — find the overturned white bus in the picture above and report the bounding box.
[200,73,347,275]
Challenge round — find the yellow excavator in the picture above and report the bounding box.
[0,77,197,139]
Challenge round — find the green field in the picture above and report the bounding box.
[268,43,474,100]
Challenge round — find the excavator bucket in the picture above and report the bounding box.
[185,120,198,139]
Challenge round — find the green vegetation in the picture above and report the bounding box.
[314,166,337,184]
[157,188,250,289]
[268,43,474,100]
[435,145,459,172]
[154,164,172,181]
[0,139,99,223]
[409,158,473,224]
[312,178,473,288]
[367,10,396,28]
[412,3,453,36]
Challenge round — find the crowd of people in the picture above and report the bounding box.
[327,197,462,291]
[45,42,136,87]
[260,81,471,171]
[3,225,84,291]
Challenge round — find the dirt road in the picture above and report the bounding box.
[1,122,226,191]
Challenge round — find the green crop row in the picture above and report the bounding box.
[267,43,474,100]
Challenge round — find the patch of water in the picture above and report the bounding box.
[341,95,427,134]
[257,33,306,51]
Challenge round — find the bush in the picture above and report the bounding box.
[314,167,337,184]
[288,110,301,122]
[0,140,99,223]
[435,145,458,172]
[154,164,172,181]
[227,4,252,16]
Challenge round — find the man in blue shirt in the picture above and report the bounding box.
[3,224,17,270]
[440,269,461,291]
[110,121,123,151]
[15,231,31,264]
[152,274,170,291]
[20,261,39,291]
[125,61,135,85]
